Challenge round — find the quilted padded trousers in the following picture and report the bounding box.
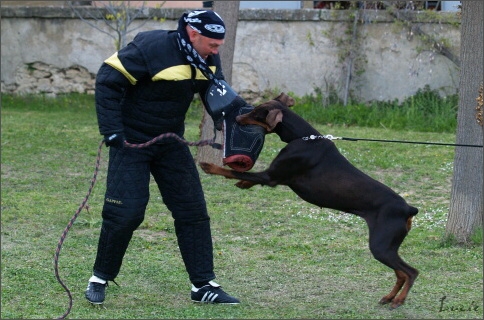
[92,142,215,284]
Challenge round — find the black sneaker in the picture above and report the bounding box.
[85,281,107,304]
[191,281,240,304]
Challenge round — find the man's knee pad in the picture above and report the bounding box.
[102,196,148,231]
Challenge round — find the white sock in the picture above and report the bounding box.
[192,280,220,291]
[89,275,106,284]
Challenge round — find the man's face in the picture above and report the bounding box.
[188,28,224,60]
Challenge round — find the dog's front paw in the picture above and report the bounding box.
[235,180,255,189]
[199,162,215,174]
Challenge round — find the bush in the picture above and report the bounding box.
[293,86,458,133]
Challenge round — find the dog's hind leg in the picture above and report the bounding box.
[367,213,418,308]
[387,265,419,309]
[379,269,406,306]
[383,215,419,308]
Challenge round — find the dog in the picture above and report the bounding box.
[200,93,419,309]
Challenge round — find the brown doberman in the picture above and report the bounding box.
[200,93,419,309]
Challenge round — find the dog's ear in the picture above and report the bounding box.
[266,109,283,131]
[275,92,295,108]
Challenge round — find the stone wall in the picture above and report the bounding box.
[8,62,95,97]
[1,6,461,102]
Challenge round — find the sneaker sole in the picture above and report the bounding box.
[191,299,240,305]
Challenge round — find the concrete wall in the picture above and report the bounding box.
[0,6,461,102]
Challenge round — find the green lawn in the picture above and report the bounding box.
[1,94,482,319]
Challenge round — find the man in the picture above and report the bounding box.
[85,10,240,305]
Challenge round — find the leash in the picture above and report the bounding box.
[303,134,483,148]
[53,140,104,320]
[124,132,221,149]
[53,133,218,319]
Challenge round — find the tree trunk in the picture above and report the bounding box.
[446,1,483,243]
[197,1,240,165]
[213,1,239,84]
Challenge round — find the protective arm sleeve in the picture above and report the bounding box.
[198,53,227,130]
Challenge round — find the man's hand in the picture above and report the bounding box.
[104,133,125,148]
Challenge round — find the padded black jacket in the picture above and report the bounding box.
[95,29,223,143]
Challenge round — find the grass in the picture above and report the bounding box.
[1,93,482,319]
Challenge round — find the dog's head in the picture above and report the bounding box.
[236,93,295,132]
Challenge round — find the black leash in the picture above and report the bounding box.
[304,134,483,148]
[53,133,218,319]
[340,136,483,148]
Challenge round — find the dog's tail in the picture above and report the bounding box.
[406,205,419,232]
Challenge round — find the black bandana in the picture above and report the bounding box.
[184,10,225,39]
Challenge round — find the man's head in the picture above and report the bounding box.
[183,10,225,59]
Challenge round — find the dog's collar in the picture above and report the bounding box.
[302,134,336,141]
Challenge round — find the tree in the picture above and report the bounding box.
[445,1,483,244]
[68,1,165,50]
[197,1,240,165]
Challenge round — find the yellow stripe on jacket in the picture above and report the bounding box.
[104,52,138,85]
[152,65,217,81]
